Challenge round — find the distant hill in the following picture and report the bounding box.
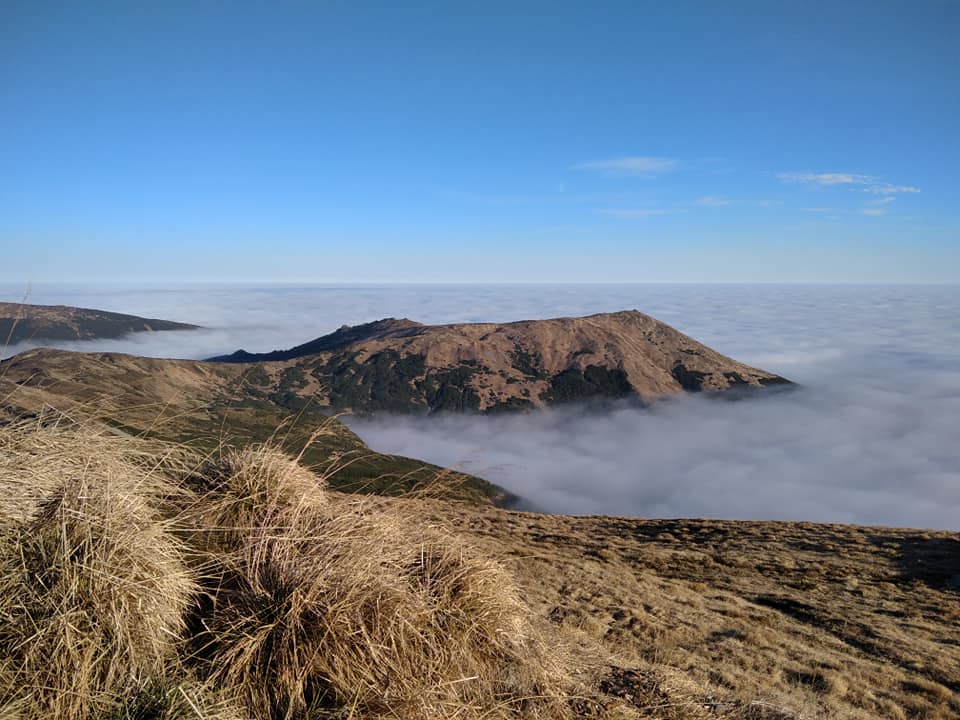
[208,310,791,413]
[0,301,198,345]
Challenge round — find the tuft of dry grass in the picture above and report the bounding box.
[109,677,246,720]
[0,418,197,720]
[0,418,581,719]
[187,446,572,720]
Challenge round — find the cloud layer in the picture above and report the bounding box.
[3,283,958,530]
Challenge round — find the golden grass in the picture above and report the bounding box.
[4,411,955,719]
[0,419,197,719]
[0,417,576,720]
[187,447,571,720]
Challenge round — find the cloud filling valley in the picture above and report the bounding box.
[4,282,958,530]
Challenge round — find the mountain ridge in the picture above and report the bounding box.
[0,301,198,345]
[208,310,792,414]
[213,317,426,362]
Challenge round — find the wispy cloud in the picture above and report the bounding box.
[694,195,733,207]
[803,207,830,213]
[862,194,901,216]
[574,156,678,177]
[779,172,872,186]
[864,183,920,195]
[778,172,921,196]
[599,208,673,218]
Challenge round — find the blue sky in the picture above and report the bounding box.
[3,1,958,283]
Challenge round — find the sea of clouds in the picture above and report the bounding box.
[3,283,958,530]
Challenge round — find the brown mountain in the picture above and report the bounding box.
[0,301,197,345]
[209,310,791,413]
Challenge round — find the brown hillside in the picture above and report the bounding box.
[0,301,197,345]
[1,418,956,719]
[423,499,960,719]
[209,310,791,413]
[0,348,510,505]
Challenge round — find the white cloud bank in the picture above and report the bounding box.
[3,283,958,530]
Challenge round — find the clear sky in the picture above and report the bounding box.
[3,1,958,283]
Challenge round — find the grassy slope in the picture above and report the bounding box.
[418,499,960,719]
[0,348,510,506]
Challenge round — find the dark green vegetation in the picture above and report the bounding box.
[233,351,641,415]
[418,363,483,412]
[317,350,431,412]
[670,362,711,391]
[113,400,513,507]
[510,343,548,379]
[671,362,796,393]
[1,318,88,342]
[237,351,490,415]
[541,365,634,403]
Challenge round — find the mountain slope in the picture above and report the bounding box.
[0,347,509,505]
[423,497,960,719]
[209,310,791,413]
[2,416,956,720]
[0,301,197,345]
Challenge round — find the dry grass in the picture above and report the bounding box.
[427,502,960,720]
[0,418,577,720]
[3,412,955,719]
[0,419,197,719]
[186,446,571,720]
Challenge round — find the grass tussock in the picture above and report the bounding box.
[189,447,571,720]
[0,417,575,720]
[108,678,246,720]
[0,419,197,719]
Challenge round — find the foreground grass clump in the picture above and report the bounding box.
[0,419,573,720]
[0,420,199,719]
[188,446,571,720]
